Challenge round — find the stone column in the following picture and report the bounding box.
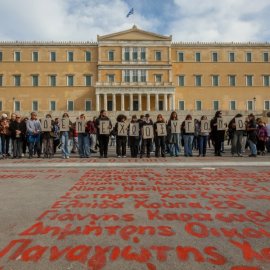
[121,94,125,111]
[164,93,168,111]
[172,93,175,110]
[155,94,159,111]
[147,94,150,111]
[104,93,107,111]
[112,94,116,112]
[169,94,172,111]
[138,93,142,111]
[129,94,133,111]
[96,94,100,112]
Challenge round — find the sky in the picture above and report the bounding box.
[0,0,269,42]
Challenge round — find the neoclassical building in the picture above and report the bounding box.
[0,25,269,116]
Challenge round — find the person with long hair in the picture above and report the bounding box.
[167,111,180,157]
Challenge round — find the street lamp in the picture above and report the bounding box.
[253,97,256,112]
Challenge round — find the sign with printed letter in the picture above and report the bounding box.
[142,125,154,139]
[200,120,211,132]
[60,118,70,131]
[117,122,128,136]
[217,118,227,131]
[235,117,246,131]
[170,120,181,133]
[76,120,86,133]
[185,120,194,133]
[129,123,139,137]
[100,120,110,135]
[156,123,167,136]
[40,118,52,132]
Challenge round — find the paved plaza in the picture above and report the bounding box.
[0,153,270,270]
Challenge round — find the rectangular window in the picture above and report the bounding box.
[32,51,39,62]
[124,48,130,61]
[229,75,236,86]
[32,75,39,87]
[50,101,56,111]
[230,100,236,110]
[108,51,114,61]
[50,51,56,62]
[246,75,253,86]
[263,75,270,87]
[124,70,130,82]
[49,75,56,87]
[178,52,184,62]
[196,100,202,111]
[195,75,202,86]
[67,75,74,86]
[213,100,219,110]
[132,48,138,61]
[85,51,91,62]
[67,51,74,62]
[179,100,185,110]
[0,51,2,62]
[14,51,21,62]
[155,74,162,83]
[247,100,253,111]
[263,52,269,62]
[246,52,252,62]
[32,101,38,111]
[155,51,161,61]
[178,75,185,86]
[229,52,235,62]
[107,74,114,83]
[141,48,146,61]
[212,75,219,86]
[133,70,138,82]
[85,100,92,111]
[0,75,2,86]
[212,52,218,62]
[141,70,146,82]
[0,101,2,111]
[85,75,92,86]
[14,75,21,86]
[195,52,201,62]
[264,101,270,110]
[67,100,74,111]
[15,101,20,111]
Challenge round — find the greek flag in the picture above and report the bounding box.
[126,8,134,17]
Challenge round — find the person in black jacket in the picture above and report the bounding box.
[154,114,166,157]
[140,113,154,158]
[9,114,26,158]
[113,114,127,158]
[95,110,112,158]
[128,115,140,158]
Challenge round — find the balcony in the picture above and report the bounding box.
[95,81,174,87]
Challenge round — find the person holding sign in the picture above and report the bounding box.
[77,114,90,158]
[198,115,210,157]
[41,114,54,158]
[246,114,257,157]
[60,113,73,159]
[113,114,128,158]
[167,111,181,157]
[128,115,140,158]
[95,110,112,158]
[154,114,166,157]
[210,111,225,156]
[181,114,194,157]
[140,114,154,158]
[228,113,245,157]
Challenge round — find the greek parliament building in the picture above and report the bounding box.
[0,25,270,117]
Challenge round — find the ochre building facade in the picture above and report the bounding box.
[0,26,269,116]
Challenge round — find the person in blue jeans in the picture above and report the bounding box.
[246,113,257,157]
[167,111,180,157]
[78,114,90,158]
[181,114,194,157]
[60,113,73,159]
[197,115,209,157]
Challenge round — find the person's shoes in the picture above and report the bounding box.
[238,154,243,157]
[122,155,126,158]
[90,149,97,153]
[104,155,108,158]
[117,156,121,158]
[249,154,257,157]
[66,156,70,159]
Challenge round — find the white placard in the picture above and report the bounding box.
[170,120,181,133]
[76,120,86,133]
[156,123,167,136]
[60,118,70,131]
[185,120,194,133]
[217,118,227,131]
[117,122,128,136]
[99,120,110,135]
[200,120,211,132]
[142,125,154,139]
[235,117,246,131]
[40,118,52,132]
[129,123,139,137]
